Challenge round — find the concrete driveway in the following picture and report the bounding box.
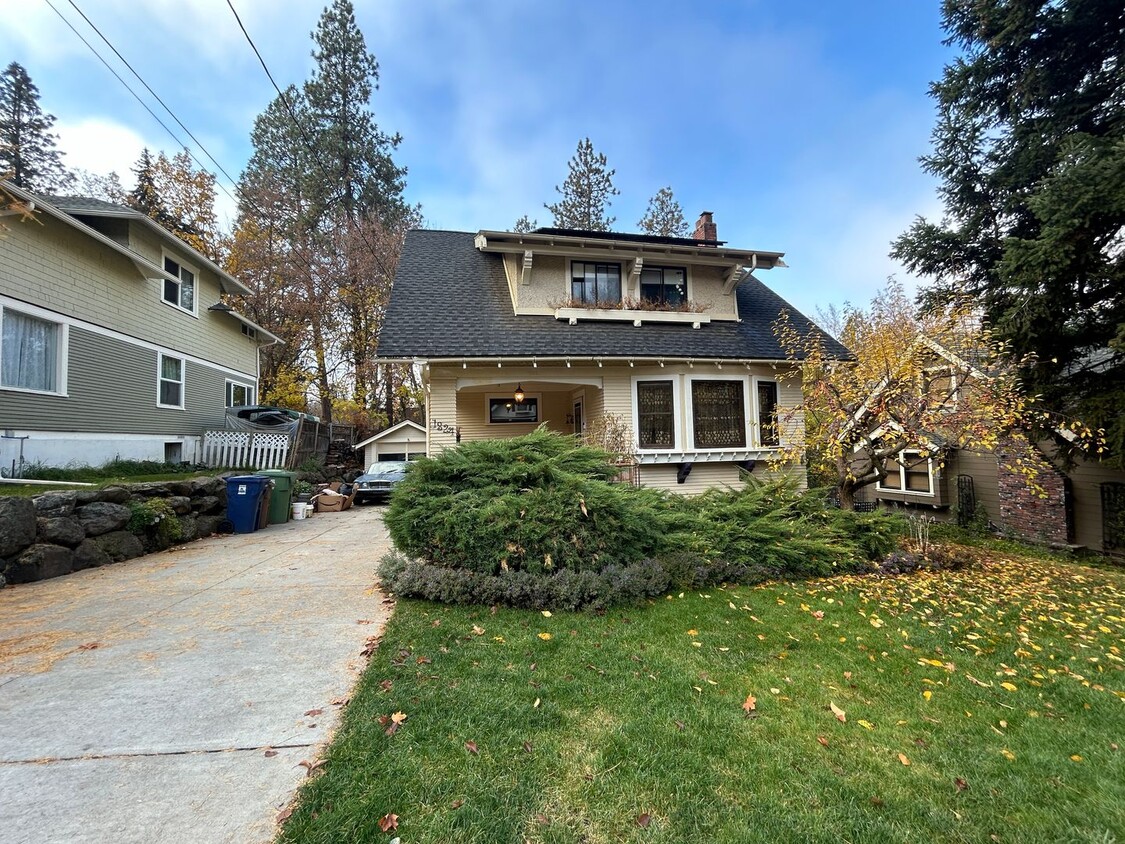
[0,504,393,844]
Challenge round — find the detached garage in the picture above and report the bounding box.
[355,420,427,466]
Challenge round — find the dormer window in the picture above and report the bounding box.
[640,266,686,307]
[571,262,621,305]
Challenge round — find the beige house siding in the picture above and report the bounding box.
[512,256,739,321]
[424,361,804,494]
[0,210,257,374]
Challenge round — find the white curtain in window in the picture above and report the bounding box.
[1,310,57,391]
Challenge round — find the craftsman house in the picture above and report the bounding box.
[0,181,280,471]
[377,213,848,493]
[859,336,1124,554]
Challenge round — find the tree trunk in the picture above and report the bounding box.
[838,481,857,511]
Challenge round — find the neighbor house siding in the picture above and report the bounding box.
[0,326,241,434]
[946,450,1001,525]
[0,211,257,375]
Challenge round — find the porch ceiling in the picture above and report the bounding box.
[455,375,603,390]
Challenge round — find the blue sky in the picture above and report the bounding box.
[0,0,954,317]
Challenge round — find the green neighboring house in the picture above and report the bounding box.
[0,181,280,471]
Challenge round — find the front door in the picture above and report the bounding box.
[573,399,584,436]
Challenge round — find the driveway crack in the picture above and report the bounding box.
[0,743,315,765]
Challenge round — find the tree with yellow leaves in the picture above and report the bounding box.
[774,279,1100,510]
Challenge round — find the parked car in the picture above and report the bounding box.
[353,461,408,504]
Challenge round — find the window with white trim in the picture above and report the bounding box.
[488,395,539,423]
[1,306,65,394]
[636,379,676,449]
[690,378,747,449]
[570,261,621,305]
[876,450,934,495]
[226,381,254,408]
[162,255,196,313]
[158,353,185,408]
[755,379,779,447]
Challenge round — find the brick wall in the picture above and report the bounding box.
[996,437,1069,544]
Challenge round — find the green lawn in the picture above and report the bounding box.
[280,549,1125,843]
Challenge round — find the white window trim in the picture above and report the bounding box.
[225,379,255,408]
[631,375,682,452]
[875,450,936,497]
[161,251,199,318]
[751,376,780,449]
[157,352,186,410]
[685,373,752,453]
[485,393,542,425]
[0,302,69,397]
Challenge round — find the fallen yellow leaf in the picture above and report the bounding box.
[538,633,552,641]
[858,719,875,730]
[898,753,910,766]
[1070,754,1083,762]
[923,690,933,701]
[830,702,846,723]
[1001,749,1016,761]
[1000,682,1017,692]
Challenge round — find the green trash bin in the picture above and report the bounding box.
[258,469,298,525]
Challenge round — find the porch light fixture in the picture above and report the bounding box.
[514,383,526,403]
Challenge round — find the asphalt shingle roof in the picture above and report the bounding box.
[377,229,850,361]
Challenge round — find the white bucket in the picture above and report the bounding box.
[291,502,307,520]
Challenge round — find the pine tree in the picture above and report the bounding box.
[891,0,1125,465]
[637,186,687,237]
[512,214,538,233]
[128,149,167,219]
[0,62,73,193]
[545,138,619,231]
[304,0,407,226]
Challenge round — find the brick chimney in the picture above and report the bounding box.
[693,211,717,242]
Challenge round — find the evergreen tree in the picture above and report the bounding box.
[892,0,1125,464]
[512,214,538,233]
[304,0,407,226]
[128,148,169,221]
[637,186,687,237]
[545,137,619,231]
[0,62,73,193]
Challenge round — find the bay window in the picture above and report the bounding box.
[636,380,676,449]
[691,379,747,449]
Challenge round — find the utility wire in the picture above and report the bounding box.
[41,0,243,211]
[63,0,244,193]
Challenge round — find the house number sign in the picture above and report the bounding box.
[430,419,456,435]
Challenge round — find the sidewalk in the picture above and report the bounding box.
[0,505,393,844]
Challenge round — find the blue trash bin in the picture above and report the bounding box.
[225,475,271,534]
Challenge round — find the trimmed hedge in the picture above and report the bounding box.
[381,430,906,609]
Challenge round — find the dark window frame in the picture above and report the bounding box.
[636,379,676,450]
[639,265,688,307]
[756,379,779,447]
[570,261,622,306]
[690,378,747,450]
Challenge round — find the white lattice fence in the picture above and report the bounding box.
[202,431,291,470]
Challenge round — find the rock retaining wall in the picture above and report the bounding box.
[0,477,229,586]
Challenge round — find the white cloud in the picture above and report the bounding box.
[53,117,149,183]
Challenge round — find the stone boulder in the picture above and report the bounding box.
[177,515,200,543]
[37,516,86,547]
[8,544,74,583]
[193,495,222,515]
[0,497,37,558]
[168,496,192,515]
[75,502,131,537]
[74,538,112,570]
[91,530,143,563]
[196,515,224,538]
[126,482,171,498]
[33,490,78,518]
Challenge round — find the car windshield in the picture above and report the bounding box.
[366,462,407,475]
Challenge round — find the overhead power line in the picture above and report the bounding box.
[42,0,242,212]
